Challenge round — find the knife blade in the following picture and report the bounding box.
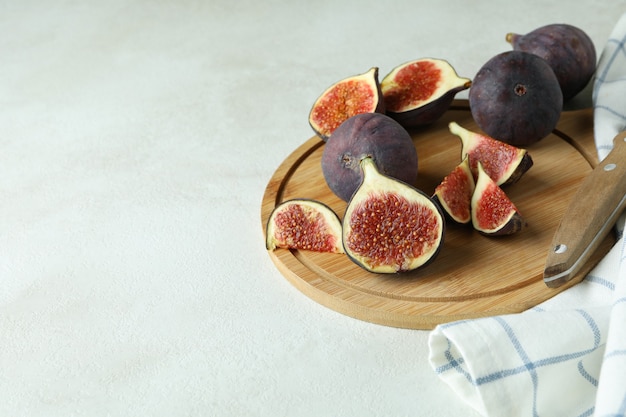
[543,130,626,288]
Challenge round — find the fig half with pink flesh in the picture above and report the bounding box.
[449,121,533,186]
[266,199,344,253]
[309,67,385,141]
[342,157,445,273]
[381,58,471,128]
[471,163,526,236]
[433,156,475,224]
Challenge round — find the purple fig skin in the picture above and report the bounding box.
[321,113,418,202]
[468,51,563,147]
[475,212,526,236]
[388,85,468,128]
[506,24,596,101]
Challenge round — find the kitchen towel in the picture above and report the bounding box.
[428,13,626,417]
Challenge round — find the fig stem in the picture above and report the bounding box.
[359,156,377,175]
[505,32,517,44]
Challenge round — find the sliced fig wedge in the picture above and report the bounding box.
[342,157,445,273]
[449,121,533,186]
[266,199,344,253]
[433,156,475,224]
[309,67,385,141]
[471,163,526,236]
[381,58,471,128]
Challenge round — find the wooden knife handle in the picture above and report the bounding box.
[544,131,626,287]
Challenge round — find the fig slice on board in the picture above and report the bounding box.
[432,156,475,224]
[381,58,471,128]
[449,121,533,186]
[308,67,385,141]
[266,199,344,253]
[471,163,526,236]
[342,157,445,273]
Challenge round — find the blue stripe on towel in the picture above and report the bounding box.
[435,310,604,385]
[584,274,616,291]
[578,360,599,386]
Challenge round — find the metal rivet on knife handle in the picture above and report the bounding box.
[543,131,626,287]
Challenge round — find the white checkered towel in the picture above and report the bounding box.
[429,14,626,417]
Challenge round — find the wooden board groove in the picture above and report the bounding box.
[261,100,616,329]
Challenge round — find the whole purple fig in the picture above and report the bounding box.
[321,113,418,202]
[506,23,596,101]
[468,51,563,147]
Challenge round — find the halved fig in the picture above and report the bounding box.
[471,163,526,236]
[432,156,475,224]
[309,67,385,141]
[381,58,471,128]
[266,199,344,253]
[342,157,445,273]
[449,121,533,186]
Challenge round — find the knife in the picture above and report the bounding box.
[543,130,626,288]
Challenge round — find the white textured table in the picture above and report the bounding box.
[1,2,621,416]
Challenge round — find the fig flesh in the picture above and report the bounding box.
[449,121,533,186]
[309,67,385,141]
[506,24,596,101]
[321,112,418,202]
[266,199,344,253]
[433,156,475,224]
[381,58,471,128]
[468,51,563,146]
[471,163,526,236]
[342,157,445,273]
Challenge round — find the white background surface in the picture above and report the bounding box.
[1,1,624,416]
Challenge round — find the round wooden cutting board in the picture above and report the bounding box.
[260,100,615,330]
